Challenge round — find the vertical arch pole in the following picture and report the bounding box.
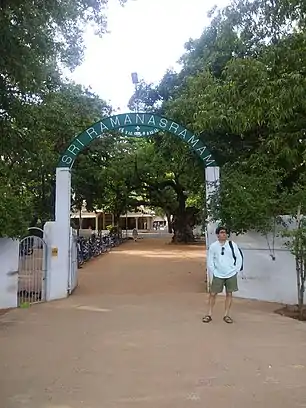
[46,167,71,300]
[205,166,220,290]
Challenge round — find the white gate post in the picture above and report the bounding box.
[45,167,71,300]
[55,167,71,297]
[0,238,19,309]
[205,166,220,288]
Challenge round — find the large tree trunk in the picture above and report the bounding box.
[171,191,196,244]
[171,211,195,243]
[166,212,172,233]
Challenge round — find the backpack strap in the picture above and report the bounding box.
[228,240,237,266]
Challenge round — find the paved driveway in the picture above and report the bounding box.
[0,238,306,407]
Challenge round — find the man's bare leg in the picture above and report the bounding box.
[208,293,217,316]
[203,293,217,322]
[224,292,233,323]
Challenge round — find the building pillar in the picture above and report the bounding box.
[102,213,106,230]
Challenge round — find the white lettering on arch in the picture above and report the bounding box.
[124,115,132,125]
[147,115,156,126]
[196,146,207,156]
[110,116,121,128]
[178,129,187,139]
[204,155,215,165]
[100,121,109,132]
[67,144,80,156]
[86,127,98,139]
[159,118,168,128]
[168,122,179,134]
[135,114,145,124]
[61,155,73,165]
[188,135,199,148]
[75,138,84,147]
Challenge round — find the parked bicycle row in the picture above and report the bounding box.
[77,233,126,267]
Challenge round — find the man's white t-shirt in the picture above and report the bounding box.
[208,240,242,279]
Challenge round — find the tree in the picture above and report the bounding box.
[0,167,34,238]
[0,0,125,237]
[0,81,110,236]
[283,208,306,320]
[72,135,146,225]
[26,83,110,223]
[127,83,208,242]
[179,0,306,315]
[130,137,206,243]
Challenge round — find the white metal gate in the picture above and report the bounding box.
[18,235,47,305]
[68,228,78,294]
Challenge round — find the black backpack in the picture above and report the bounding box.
[228,241,244,271]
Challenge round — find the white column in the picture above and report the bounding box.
[95,215,99,232]
[102,213,106,230]
[135,217,138,230]
[0,238,19,308]
[205,166,220,288]
[45,167,71,301]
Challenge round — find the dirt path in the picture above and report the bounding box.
[0,236,306,408]
[75,236,207,296]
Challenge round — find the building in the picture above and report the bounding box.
[70,207,166,233]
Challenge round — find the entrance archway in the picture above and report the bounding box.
[45,113,219,301]
[58,112,216,167]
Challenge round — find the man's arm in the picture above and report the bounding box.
[207,244,216,277]
[233,242,243,272]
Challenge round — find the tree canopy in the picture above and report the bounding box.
[0,0,122,237]
[127,0,306,236]
[3,0,306,244]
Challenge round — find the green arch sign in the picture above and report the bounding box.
[119,124,160,137]
[58,112,216,168]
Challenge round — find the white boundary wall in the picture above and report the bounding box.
[0,238,19,309]
[234,231,296,304]
[206,222,297,305]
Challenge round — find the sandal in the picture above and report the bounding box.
[202,315,212,323]
[223,316,233,324]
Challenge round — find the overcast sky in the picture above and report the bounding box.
[70,0,229,111]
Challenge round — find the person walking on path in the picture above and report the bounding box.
[132,228,138,242]
[203,226,242,324]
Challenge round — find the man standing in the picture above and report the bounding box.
[203,226,242,324]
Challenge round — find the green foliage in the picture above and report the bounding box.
[0,172,33,238]
[208,157,284,234]
[0,0,121,237]
[4,0,306,251]
[125,0,306,246]
[154,0,306,230]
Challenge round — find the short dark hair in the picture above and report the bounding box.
[215,226,228,235]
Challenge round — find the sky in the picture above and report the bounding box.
[70,0,229,111]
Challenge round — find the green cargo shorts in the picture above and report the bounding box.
[210,274,238,294]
